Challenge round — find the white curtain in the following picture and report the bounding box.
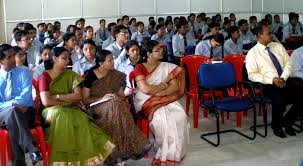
[0,0,6,44]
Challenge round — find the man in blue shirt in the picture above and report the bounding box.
[0,44,41,166]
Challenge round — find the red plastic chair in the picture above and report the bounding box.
[287,50,294,56]
[287,36,303,41]
[0,80,47,166]
[222,54,250,128]
[180,55,217,128]
[128,71,149,158]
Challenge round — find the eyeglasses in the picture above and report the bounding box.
[119,32,129,36]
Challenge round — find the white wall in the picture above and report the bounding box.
[2,0,303,43]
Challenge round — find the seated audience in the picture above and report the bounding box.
[246,22,299,138]
[195,34,225,60]
[0,44,42,166]
[82,49,151,166]
[132,40,188,166]
[72,39,97,76]
[39,47,114,165]
[224,26,243,56]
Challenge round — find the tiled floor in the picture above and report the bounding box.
[126,98,303,166]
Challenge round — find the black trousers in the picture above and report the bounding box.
[0,106,35,166]
[263,78,303,129]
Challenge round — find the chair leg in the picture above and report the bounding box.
[0,132,7,166]
[193,95,199,128]
[258,103,263,116]
[36,127,48,166]
[227,112,230,119]
[200,110,220,147]
[221,112,224,124]
[250,104,268,137]
[243,111,248,117]
[185,95,190,116]
[236,112,242,128]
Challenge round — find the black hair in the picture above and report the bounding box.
[229,13,235,17]
[289,12,297,21]
[38,44,53,64]
[223,20,231,26]
[66,24,77,33]
[209,21,220,29]
[138,40,159,64]
[63,33,76,43]
[122,15,129,21]
[39,44,53,54]
[238,19,248,27]
[173,17,180,23]
[13,27,20,34]
[44,47,69,70]
[117,18,122,23]
[204,34,225,45]
[107,22,117,32]
[0,44,13,60]
[148,17,155,22]
[125,40,140,52]
[136,21,144,27]
[80,39,96,50]
[23,23,34,31]
[79,18,85,22]
[179,16,187,22]
[226,26,239,39]
[176,20,188,29]
[249,16,257,22]
[274,14,280,19]
[224,17,229,22]
[75,19,83,26]
[99,19,105,24]
[114,25,127,36]
[89,49,112,71]
[37,23,45,28]
[158,17,164,23]
[265,14,272,20]
[156,24,164,31]
[12,46,22,54]
[165,20,173,27]
[149,21,156,28]
[165,16,172,21]
[256,20,271,38]
[14,30,28,42]
[54,21,61,25]
[84,26,93,32]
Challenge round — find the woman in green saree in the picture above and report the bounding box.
[38,47,115,166]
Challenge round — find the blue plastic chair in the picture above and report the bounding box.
[165,42,175,63]
[198,62,257,147]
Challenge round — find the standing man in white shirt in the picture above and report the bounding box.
[246,22,298,138]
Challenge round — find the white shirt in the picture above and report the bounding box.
[238,30,257,45]
[72,57,96,76]
[290,46,303,79]
[26,45,40,67]
[246,42,292,84]
[131,31,151,45]
[224,38,243,56]
[116,58,135,96]
[282,23,302,42]
[151,33,171,44]
[102,36,115,49]
[106,42,124,59]
[172,33,196,57]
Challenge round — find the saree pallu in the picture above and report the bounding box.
[87,69,150,164]
[41,70,115,166]
[133,62,189,163]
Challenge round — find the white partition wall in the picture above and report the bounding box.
[2,0,303,42]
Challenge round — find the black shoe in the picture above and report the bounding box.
[272,128,286,138]
[285,127,296,136]
[30,151,42,166]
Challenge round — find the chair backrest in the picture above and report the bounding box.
[180,55,211,92]
[198,62,236,89]
[32,79,42,125]
[222,54,246,82]
[166,41,173,55]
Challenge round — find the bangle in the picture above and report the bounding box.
[162,82,168,88]
[56,94,60,100]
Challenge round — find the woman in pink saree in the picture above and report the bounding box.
[132,40,189,166]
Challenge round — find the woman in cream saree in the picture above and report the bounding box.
[132,41,189,166]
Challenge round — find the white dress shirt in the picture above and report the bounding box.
[282,23,302,42]
[224,38,243,56]
[246,42,292,84]
[151,34,171,44]
[116,57,136,96]
[172,33,196,57]
[72,57,96,76]
[102,36,115,49]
